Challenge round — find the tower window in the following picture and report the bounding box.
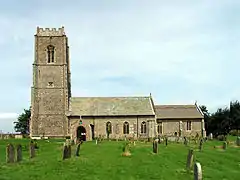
[47,45,55,63]
[48,82,54,87]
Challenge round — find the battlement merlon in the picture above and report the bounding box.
[36,26,65,36]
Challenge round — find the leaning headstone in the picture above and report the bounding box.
[199,139,203,151]
[152,140,158,153]
[186,149,194,170]
[29,142,36,158]
[194,162,202,180]
[6,144,15,163]
[209,133,213,140]
[236,136,240,146]
[223,141,227,150]
[75,143,81,156]
[16,144,22,162]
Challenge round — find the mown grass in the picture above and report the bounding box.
[0,137,239,180]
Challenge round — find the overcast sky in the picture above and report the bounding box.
[0,0,239,133]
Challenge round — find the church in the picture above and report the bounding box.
[30,27,205,141]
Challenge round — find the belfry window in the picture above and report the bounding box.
[47,45,55,63]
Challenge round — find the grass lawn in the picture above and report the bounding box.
[0,138,239,180]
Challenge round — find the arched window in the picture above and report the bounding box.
[106,121,112,134]
[141,121,147,134]
[158,122,163,134]
[47,45,55,63]
[187,121,192,130]
[123,122,129,134]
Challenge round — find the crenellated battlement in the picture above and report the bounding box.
[36,26,65,36]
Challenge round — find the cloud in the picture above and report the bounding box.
[0,113,18,119]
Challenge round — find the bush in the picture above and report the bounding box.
[217,135,227,141]
[229,130,240,136]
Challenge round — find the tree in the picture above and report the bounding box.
[14,107,31,134]
[199,105,211,135]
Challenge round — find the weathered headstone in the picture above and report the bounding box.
[199,139,203,151]
[209,133,213,140]
[223,141,227,150]
[68,145,71,158]
[75,143,81,156]
[194,162,202,180]
[184,137,188,146]
[29,142,35,158]
[6,144,15,163]
[63,144,68,160]
[153,140,158,153]
[186,149,194,170]
[236,136,240,146]
[16,144,22,162]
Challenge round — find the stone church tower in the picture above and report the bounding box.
[30,27,71,138]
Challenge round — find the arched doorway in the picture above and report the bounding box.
[77,126,86,141]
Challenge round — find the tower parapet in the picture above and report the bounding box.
[36,26,65,36]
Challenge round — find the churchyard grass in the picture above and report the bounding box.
[0,137,239,180]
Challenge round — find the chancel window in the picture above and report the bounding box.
[106,121,112,134]
[141,121,147,134]
[47,45,55,63]
[123,122,129,134]
[187,121,192,130]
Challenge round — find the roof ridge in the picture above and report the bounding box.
[71,96,150,98]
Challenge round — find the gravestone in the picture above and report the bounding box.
[96,139,98,145]
[165,137,168,146]
[199,139,203,151]
[209,133,213,140]
[16,144,22,162]
[75,143,81,156]
[236,136,240,146]
[152,140,158,153]
[184,137,188,146]
[223,141,227,150]
[186,149,194,170]
[63,144,69,160]
[6,144,15,163]
[194,162,202,180]
[68,145,71,158]
[30,142,36,158]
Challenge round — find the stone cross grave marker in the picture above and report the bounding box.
[194,162,202,180]
[186,149,194,171]
[6,143,15,163]
[16,144,22,162]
